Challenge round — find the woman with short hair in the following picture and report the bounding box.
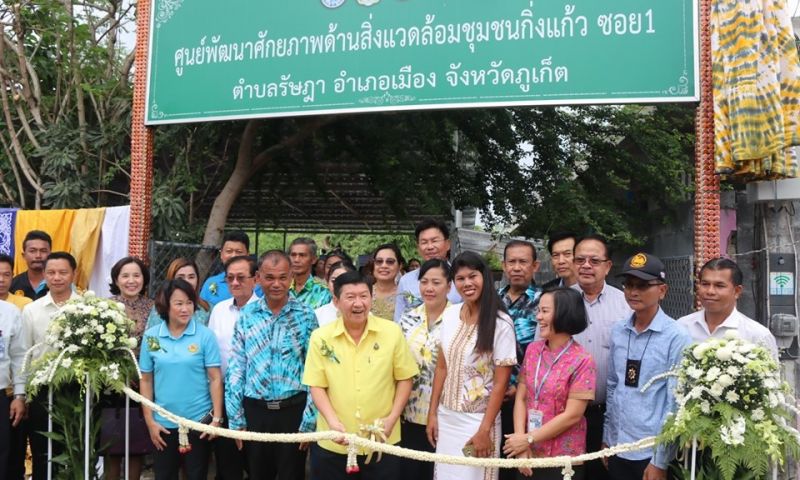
[139,279,223,480]
[103,256,155,480]
[502,287,595,480]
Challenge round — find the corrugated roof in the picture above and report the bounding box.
[203,166,448,233]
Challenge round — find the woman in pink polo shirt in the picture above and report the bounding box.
[503,287,596,480]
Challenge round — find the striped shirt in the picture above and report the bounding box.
[224,297,319,431]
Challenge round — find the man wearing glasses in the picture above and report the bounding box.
[208,255,260,480]
[201,231,263,309]
[570,234,631,480]
[603,253,691,480]
[393,219,461,322]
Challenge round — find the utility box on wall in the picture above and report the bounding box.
[768,253,799,355]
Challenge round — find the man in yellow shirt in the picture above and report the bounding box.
[0,255,31,311]
[303,271,418,480]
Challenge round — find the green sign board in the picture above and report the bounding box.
[145,0,698,125]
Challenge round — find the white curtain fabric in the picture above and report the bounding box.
[88,206,131,298]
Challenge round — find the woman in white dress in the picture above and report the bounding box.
[427,251,517,480]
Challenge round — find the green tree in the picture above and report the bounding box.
[0,1,135,209]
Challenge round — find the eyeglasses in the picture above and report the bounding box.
[225,275,253,284]
[573,257,609,267]
[374,258,398,266]
[622,280,664,291]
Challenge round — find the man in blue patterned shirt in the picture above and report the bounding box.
[497,239,541,480]
[289,237,332,310]
[225,250,319,480]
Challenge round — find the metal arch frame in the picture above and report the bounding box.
[128,0,720,267]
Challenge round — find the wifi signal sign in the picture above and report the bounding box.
[770,272,795,296]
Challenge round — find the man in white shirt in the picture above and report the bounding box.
[393,219,461,322]
[208,255,259,480]
[0,299,28,479]
[570,235,631,480]
[21,252,80,480]
[678,257,779,359]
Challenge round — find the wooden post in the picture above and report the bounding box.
[129,0,154,261]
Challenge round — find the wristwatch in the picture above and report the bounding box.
[13,394,25,401]
[526,434,535,446]
[212,416,224,423]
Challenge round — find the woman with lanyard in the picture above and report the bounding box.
[503,287,596,480]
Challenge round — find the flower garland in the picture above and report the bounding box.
[654,331,800,480]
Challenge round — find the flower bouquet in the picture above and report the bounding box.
[24,291,140,480]
[26,290,139,396]
[658,332,800,480]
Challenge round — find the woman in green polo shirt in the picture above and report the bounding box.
[139,279,224,480]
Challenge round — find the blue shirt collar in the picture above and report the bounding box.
[624,307,670,333]
[158,318,197,339]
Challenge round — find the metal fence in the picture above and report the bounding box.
[661,255,695,319]
[147,240,219,296]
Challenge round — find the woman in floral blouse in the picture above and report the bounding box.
[503,287,595,480]
[104,256,155,480]
[427,251,517,480]
[398,259,452,479]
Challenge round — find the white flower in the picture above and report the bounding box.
[733,353,748,364]
[718,374,734,388]
[723,330,740,340]
[752,408,765,421]
[700,400,711,414]
[84,290,96,298]
[693,344,708,360]
[769,392,779,407]
[127,337,138,349]
[720,415,746,445]
[725,391,740,403]
[61,358,73,368]
[764,378,778,389]
[705,367,721,382]
[716,347,733,361]
[726,366,740,377]
[688,366,703,379]
[710,383,724,397]
[688,387,703,400]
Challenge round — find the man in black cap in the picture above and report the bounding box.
[602,253,691,480]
